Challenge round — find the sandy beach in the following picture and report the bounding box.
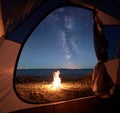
[15,74,94,104]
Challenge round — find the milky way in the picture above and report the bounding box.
[18,6,97,69]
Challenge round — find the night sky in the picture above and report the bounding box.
[17,6,98,69]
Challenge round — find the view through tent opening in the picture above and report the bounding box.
[15,6,97,104]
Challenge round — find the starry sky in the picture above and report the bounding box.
[17,6,98,69]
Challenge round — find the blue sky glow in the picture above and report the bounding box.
[17,6,97,69]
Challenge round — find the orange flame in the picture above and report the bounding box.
[52,70,61,89]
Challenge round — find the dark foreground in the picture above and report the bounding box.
[12,91,120,113]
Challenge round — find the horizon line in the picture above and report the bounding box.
[17,67,93,70]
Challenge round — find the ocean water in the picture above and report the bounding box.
[16,68,93,79]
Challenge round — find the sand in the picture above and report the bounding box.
[15,75,94,104]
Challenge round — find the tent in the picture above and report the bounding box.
[0,0,120,113]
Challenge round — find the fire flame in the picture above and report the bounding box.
[52,70,61,89]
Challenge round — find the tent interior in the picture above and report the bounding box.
[0,0,120,113]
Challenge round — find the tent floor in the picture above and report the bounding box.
[12,91,120,113]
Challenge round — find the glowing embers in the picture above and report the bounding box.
[51,70,62,89]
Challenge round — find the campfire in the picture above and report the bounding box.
[51,70,62,89]
[15,69,93,103]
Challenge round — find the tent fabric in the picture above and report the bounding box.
[2,0,70,43]
[1,0,120,44]
[0,1,5,46]
[1,0,46,36]
[103,26,120,59]
[88,0,120,19]
[0,0,120,113]
[0,40,41,113]
[71,0,120,19]
[105,58,120,84]
[94,11,109,62]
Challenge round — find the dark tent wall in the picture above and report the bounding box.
[2,0,70,43]
[0,0,120,113]
[0,1,4,44]
[1,0,120,44]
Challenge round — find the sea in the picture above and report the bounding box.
[16,68,93,79]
